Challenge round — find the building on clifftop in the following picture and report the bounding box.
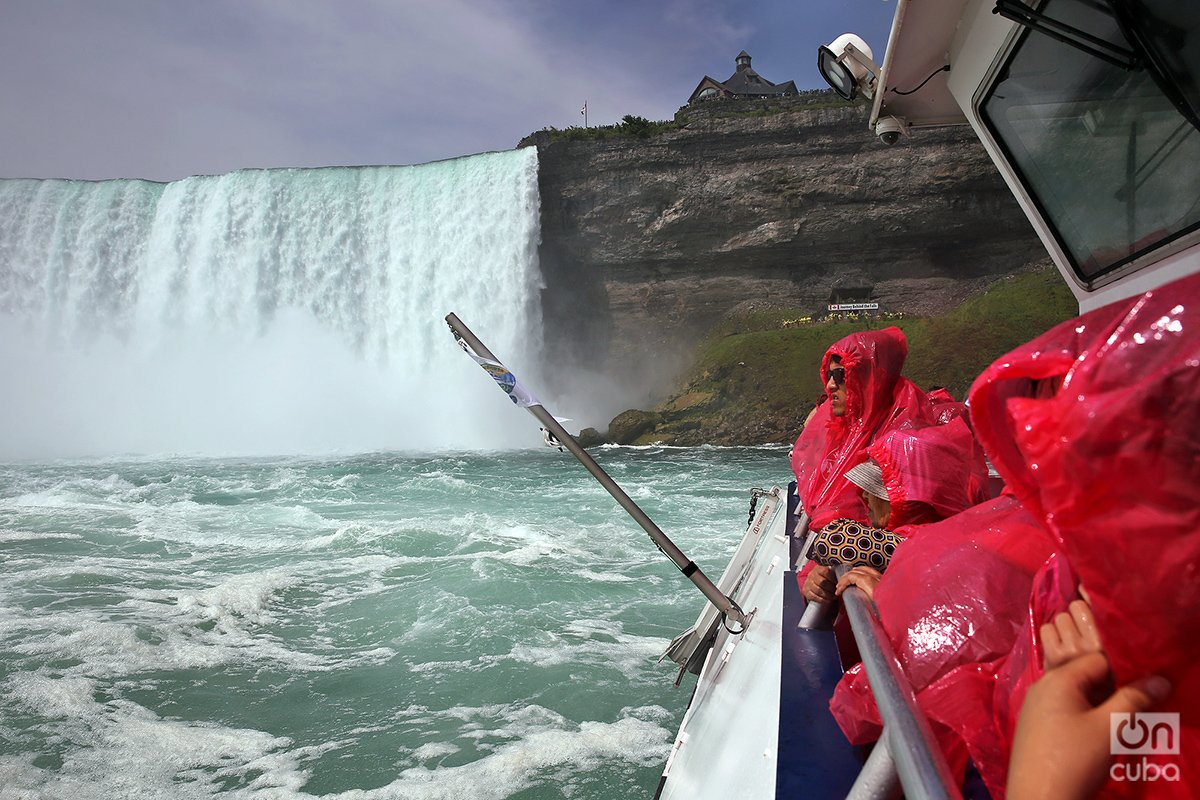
[687,51,799,104]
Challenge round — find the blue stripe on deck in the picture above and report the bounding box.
[776,571,865,798]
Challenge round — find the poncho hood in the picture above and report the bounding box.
[791,327,929,527]
[969,273,1200,691]
[868,417,989,526]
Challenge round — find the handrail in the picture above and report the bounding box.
[835,564,961,800]
[796,516,838,630]
[846,737,901,800]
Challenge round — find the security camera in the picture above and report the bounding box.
[817,33,879,101]
[875,116,908,145]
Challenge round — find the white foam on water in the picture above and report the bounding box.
[395,590,489,649]
[0,530,82,543]
[0,674,328,800]
[0,699,672,800]
[5,560,155,589]
[626,485,663,501]
[572,569,637,584]
[333,707,672,800]
[4,567,384,677]
[5,488,118,512]
[10,617,234,677]
[301,524,374,551]
[120,499,339,552]
[414,469,475,491]
[504,626,669,683]
[408,742,460,762]
[0,449,785,799]
[131,571,394,672]
[5,673,97,719]
[462,522,597,566]
[406,659,483,677]
[171,570,299,629]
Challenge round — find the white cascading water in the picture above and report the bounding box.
[0,149,546,459]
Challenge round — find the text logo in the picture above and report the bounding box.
[1111,713,1180,756]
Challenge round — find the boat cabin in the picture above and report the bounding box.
[658,3,1199,799]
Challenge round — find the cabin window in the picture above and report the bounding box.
[697,87,719,101]
[981,0,1200,285]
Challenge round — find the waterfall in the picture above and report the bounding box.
[0,149,546,459]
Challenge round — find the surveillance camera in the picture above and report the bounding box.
[875,116,908,145]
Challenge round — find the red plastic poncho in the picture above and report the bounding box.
[827,305,1115,765]
[834,273,1200,797]
[868,417,990,525]
[971,273,1200,798]
[909,287,1152,797]
[927,387,972,426]
[790,327,930,529]
[920,552,1079,799]
[829,493,1056,747]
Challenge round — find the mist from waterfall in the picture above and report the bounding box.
[0,150,546,459]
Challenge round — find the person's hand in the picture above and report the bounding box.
[1008,644,1171,800]
[1041,599,1104,671]
[802,565,836,603]
[835,566,883,601]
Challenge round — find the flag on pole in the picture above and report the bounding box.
[580,101,587,116]
[456,339,542,408]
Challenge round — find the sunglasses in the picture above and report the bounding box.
[828,367,846,386]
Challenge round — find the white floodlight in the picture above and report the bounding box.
[818,33,880,101]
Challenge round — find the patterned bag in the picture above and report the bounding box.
[808,518,902,571]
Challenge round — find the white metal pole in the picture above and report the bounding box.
[446,312,748,629]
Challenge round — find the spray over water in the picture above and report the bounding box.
[0,150,544,458]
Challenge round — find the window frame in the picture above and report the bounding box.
[977,0,1200,289]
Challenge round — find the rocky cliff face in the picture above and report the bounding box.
[520,93,1048,414]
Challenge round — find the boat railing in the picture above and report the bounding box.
[664,487,785,682]
[835,563,960,800]
[793,513,959,799]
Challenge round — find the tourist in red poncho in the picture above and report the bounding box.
[826,307,1106,782]
[808,418,991,601]
[789,327,931,532]
[952,273,1199,799]
[791,327,978,605]
[831,272,1200,799]
[824,326,1088,777]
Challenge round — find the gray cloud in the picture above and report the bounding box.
[0,0,893,181]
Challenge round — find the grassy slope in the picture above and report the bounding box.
[903,269,1079,396]
[647,268,1078,444]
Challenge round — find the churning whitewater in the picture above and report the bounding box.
[0,447,788,799]
[0,150,544,459]
[0,149,792,799]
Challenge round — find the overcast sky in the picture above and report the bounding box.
[1,0,896,182]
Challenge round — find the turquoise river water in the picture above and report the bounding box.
[0,446,789,799]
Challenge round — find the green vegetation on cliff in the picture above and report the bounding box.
[531,115,680,143]
[523,92,858,146]
[904,269,1078,390]
[619,268,1077,445]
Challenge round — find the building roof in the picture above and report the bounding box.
[688,52,798,103]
